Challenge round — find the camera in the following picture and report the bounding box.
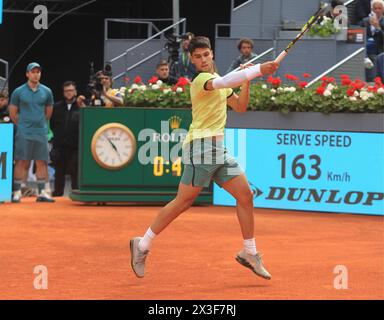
[164,33,182,62]
[86,63,112,106]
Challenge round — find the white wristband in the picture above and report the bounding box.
[244,64,262,81]
[212,64,262,89]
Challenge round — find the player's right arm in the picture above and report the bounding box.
[204,61,279,91]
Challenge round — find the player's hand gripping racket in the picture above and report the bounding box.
[275,4,329,64]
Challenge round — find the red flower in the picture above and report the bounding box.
[352,80,365,90]
[375,77,383,86]
[299,81,308,88]
[340,75,350,80]
[267,76,274,83]
[303,73,312,78]
[346,88,355,97]
[367,86,377,92]
[176,77,190,87]
[148,76,159,85]
[327,77,336,83]
[271,77,282,87]
[285,74,299,82]
[341,79,352,86]
[134,76,142,84]
[316,87,325,95]
[321,76,329,82]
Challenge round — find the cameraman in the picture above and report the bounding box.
[78,70,124,107]
[177,32,196,80]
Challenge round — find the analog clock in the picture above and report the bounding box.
[91,123,136,170]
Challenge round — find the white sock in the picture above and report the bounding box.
[244,238,257,256]
[138,227,156,252]
[45,182,51,193]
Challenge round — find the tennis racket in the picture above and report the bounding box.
[275,4,330,64]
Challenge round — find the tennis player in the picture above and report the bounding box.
[130,36,279,279]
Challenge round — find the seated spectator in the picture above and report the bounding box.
[360,0,384,80]
[177,32,196,80]
[155,60,178,85]
[78,70,124,107]
[0,90,9,122]
[361,0,384,53]
[376,52,384,80]
[227,38,258,74]
[356,0,372,24]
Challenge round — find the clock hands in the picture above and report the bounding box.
[105,135,123,162]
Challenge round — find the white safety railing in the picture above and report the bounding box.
[109,18,186,81]
[232,0,254,12]
[306,47,365,87]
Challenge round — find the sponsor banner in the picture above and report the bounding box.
[214,129,384,216]
[0,124,13,202]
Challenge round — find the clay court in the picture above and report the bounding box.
[0,198,383,300]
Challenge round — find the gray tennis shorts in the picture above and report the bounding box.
[180,137,244,188]
[14,133,49,161]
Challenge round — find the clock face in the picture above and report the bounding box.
[91,123,136,170]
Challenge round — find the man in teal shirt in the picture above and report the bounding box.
[9,62,55,203]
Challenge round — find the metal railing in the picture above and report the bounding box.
[122,50,162,76]
[306,47,365,87]
[108,18,186,82]
[109,18,186,63]
[0,59,9,81]
[215,23,283,39]
[344,0,356,6]
[232,0,254,12]
[228,47,275,74]
[104,19,161,41]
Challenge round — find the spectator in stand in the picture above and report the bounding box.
[360,0,384,80]
[155,60,178,85]
[177,32,196,80]
[227,38,258,74]
[50,81,81,197]
[356,0,373,23]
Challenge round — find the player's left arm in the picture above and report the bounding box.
[227,81,250,113]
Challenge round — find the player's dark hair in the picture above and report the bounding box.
[237,38,254,51]
[62,81,77,89]
[188,36,212,55]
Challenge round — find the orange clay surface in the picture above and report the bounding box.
[0,197,383,300]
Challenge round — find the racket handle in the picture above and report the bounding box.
[275,51,287,64]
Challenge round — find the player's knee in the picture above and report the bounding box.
[176,194,196,209]
[236,188,254,205]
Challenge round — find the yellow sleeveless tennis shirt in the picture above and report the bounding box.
[184,72,233,145]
